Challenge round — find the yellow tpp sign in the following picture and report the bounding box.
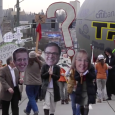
[92,21,115,41]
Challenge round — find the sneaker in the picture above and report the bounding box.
[65,99,69,104]
[97,99,102,103]
[33,112,39,115]
[24,109,30,115]
[61,100,64,104]
[103,98,106,101]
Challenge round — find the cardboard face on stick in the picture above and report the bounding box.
[13,48,28,72]
[75,52,89,74]
[44,43,60,66]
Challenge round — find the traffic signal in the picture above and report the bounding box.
[51,20,55,28]
[32,19,36,28]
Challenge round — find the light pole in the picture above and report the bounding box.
[16,0,24,26]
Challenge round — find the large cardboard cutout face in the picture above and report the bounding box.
[13,48,28,72]
[75,52,89,73]
[44,44,60,66]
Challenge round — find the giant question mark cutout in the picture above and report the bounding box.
[0,27,3,43]
[46,2,76,57]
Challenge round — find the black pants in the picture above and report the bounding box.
[2,87,20,115]
[106,76,115,97]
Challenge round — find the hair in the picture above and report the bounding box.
[28,57,42,69]
[44,42,61,55]
[6,56,13,65]
[98,59,104,67]
[13,48,28,61]
[71,49,90,69]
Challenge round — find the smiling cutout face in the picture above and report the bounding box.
[14,52,28,72]
[13,48,28,72]
[75,52,89,73]
[44,46,60,66]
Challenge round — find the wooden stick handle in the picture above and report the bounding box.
[81,76,83,84]
[49,74,51,82]
[35,33,39,53]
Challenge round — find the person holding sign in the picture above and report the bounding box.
[72,49,96,115]
[41,43,61,115]
[0,56,23,115]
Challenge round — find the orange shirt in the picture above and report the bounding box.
[95,63,108,79]
[58,68,66,82]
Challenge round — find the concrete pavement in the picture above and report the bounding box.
[0,88,115,115]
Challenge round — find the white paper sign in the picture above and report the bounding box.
[0,43,19,64]
[3,25,31,43]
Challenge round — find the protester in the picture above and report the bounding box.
[41,42,61,115]
[66,67,80,115]
[0,56,23,115]
[104,48,115,100]
[13,47,28,72]
[72,49,96,115]
[24,51,43,115]
[95,54,108,102]
[58,67,68,104]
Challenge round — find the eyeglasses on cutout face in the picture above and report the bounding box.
[45,52,59,56]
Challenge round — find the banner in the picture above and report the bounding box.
[0,43,19,64]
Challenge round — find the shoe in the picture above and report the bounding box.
[106,97,111,101]
[33,113,38,115]
[84,108,89,115]
[61,100,64,104]
[97,99,102,103]
[44,109,49,115]
[65,99,69,104]
[24,109,30,115]
[50,114,54,115]
[103,98,106,101]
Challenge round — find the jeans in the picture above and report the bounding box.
[59,82,68,100]
[26,85,40,113]
[70,91,80,115]
[97,79,106,100]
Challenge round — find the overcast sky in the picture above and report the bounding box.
[3,0,85,13]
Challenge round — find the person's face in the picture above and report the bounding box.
[14,52,28,72]
[105,51,110,56]
[75,52,89,73]
[44,46,60,66]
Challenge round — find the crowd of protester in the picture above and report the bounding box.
[0,43,115,115]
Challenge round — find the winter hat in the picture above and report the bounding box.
[98,54,104,60]
[29,51,37,58]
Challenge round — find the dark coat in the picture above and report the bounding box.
[74,64,96,104]
[104,48,115,76]
[104,48,115,95]
[40,64,60,102]
[0,66,21,101]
